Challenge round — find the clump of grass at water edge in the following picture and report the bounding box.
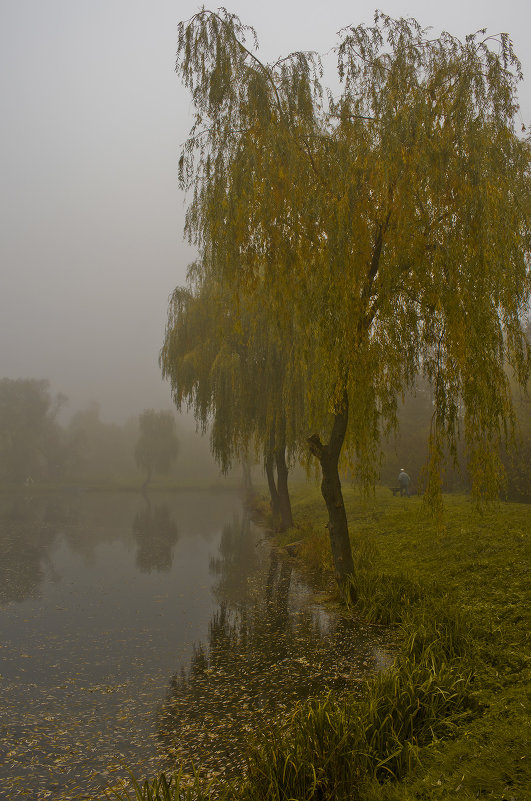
[106,488,530,801]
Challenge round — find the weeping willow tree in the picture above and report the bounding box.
[160,274,306,529]
[172,8,530,590]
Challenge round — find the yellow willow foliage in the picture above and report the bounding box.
[160,276,307,472]
[171,8,530,500]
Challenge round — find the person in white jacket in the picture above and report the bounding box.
[398,469,411,497]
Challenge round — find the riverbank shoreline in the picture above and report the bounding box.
[250,484,530,801]
[108,484,529,800]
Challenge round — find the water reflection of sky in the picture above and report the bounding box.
[0,491,392,799]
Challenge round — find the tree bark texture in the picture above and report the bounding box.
[307,392,355,594]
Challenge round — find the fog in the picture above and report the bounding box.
[1,0,530,424]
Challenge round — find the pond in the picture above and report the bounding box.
[0,490,392,799]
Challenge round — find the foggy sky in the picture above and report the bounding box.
[1,0,529,422]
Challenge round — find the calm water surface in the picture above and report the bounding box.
[0,491,392,799]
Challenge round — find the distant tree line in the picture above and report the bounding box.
[1,372,529,503]
[0,378,216,487]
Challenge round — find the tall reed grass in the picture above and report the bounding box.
[238,596,475,800]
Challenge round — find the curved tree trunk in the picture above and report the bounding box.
[307,391,355,597]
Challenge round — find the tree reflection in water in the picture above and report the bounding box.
[157,514,391,778]
[132,495,179,573]
[0,495,72,604]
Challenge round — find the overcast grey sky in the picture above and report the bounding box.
[1,0,529,422]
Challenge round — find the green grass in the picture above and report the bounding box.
[106,485,530,801]
[279,486,530,800]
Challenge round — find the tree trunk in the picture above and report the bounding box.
[307,391,355,597]
[275,446,293,530]
[265,451,281,528]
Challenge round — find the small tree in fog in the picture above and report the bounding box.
[0,378,66,482]
[135,410,179,490]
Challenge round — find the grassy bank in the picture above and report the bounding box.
[274,486,530,800]
[108,486,529,801]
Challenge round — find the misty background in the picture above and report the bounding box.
[1,0,530,427]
